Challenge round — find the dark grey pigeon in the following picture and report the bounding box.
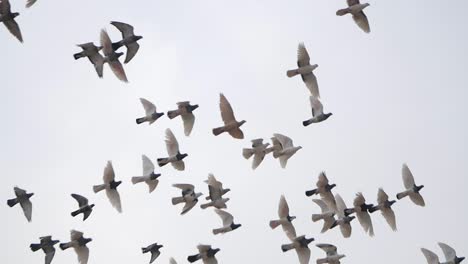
[30,236,60,264]
[100,29,128,82]
[60,230,92,264]
[7,186,33,222]
[0,0,23,42]
[70,194,95,221]
[142,243,163,264]
[73,42,104,78]
[110,21,142,63]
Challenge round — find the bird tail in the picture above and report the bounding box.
[167,110,179,119]
[368,206,379,213]
[212,228,223,235]
[59,243,72,250]
[187,254,201,263]
[212,126,225,136]
[93,184,106,193]
[286,69,299,78]
[316,258,327,264]
[200,202,213,209]
[281,243,295,252]
[311,214,323,222]
[172,196,185,205]
[157,158,169,167]
[242,148,254,159]
[396,192,407,200]
[131,176,146,184]
[302,119,313,127]
[336,8,350,16]
[269,220,281,229]
[73,52,85,60]
[7,198,18,207]
[71,209,80,217]
[136,117,147,124]
[30,243,41,252]
[305,189,317,197]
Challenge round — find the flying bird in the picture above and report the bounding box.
[25,0,37,8]
[286,43,319,98]
[7,186,33,222]
[200,174,230,209]
[70,194,95,221]
[330,194,355,238]
[100,29,128,82]
[369,188,397,231]
[281,235,315,264]
[305,171,337,211]
[271,133,302,168]
[421,243,465,264]
[303,96,332,126]
[311,199,335,234]
[73,43,104,78]
[110,21,143,63]
[212,93,246,139]
[396,163,425,206]
[0,0,23,42]
[212,209,241,235]
[242,138,272,170]
[132,155,161,193]
[316,243,346,264]
[336,0,371,33]
[142,243,163,264]
[167,101,199,136]
[187,244,220,264]
[157,128,188,171]
[30,236,60,264]
[172,184,202,215]
[93,161,122,213]
[344,192,374,236]
[269,195,297,241]
[136,98,164,125]
[59,230,92,264]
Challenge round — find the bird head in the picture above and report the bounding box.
[348,216,356,222]
[287,215,296,222]
[111,180,122,189]
[177,153,188,160]
[212,248,220,255]
[364,3,370,8]
[116,52,124,58]
[12,12,20,18]
[304,237,315,245]
[152,112,164,120]
[389,200,396,206]
[135,35,143,41]
[83,238,93,245]
[27,193,34,198]
[231,223,242,230]
[189,104,199,112]
[150,172,162,180]
[223,188,231,195]
[52,240,60,245]
[415,185,424,192]
[325,113,333,118]
[90,204,96,209]
[344,208,354,216]
[457,257,465,263]
[157,244,164,249]
[311,64,319,71]
[239,120,246,127]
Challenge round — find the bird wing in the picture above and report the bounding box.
[340,222,352,238]
[402,163,416,189]
[171,160,185,171]
[142,154,155,176]
[44,249,55,264]
[438,242,457,261]
[165,128,180,156]
[105,189,122,213]
[334,194,347,218]
[353,12,370,33]
[71,194,88,207]
[278,195,290,218]
[219,93,237,124]
[14,186,26,196]
[316,244,338,255]
[20,199,32,222]
[108,59,128,82]
[103,161,115,183]
[169,257,177,264]
[4,19,23,43]
[252,152,266,169]
[139,98,156,116]
[421,248,440,264]
[74,245,89,264]
[312,199,329,213]
[321,216,335,234]
[316,172,329,187]
[296,247,311,264]
[381,207,397,231]
[273,133,293,149]
[26,0,37,8]
[149,250,161,264]
[310,96,324,117]
[0,0,11,13]
[347,0,361,6]
[124,42,140,63]
[321,191,337,212]
[88,53,104,78]
[181,199,197,214]
[110,21,135,38]
[303,73,320,98]
[297,43,310,67]
[100,29,113,56]
[70,230,84,240]
[146,179,159,193]
[228,128,244,139]
[353,192,365,207]
[377,188,388,204]
[182,113,195,136]
[251,138,264,147]
[215,209,233,227]
[173,183,194,192]
[356,210,374,236]
[409,192,425,207]
[283,222,297,241]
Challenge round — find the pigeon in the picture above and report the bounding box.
[100,29,128,82]
[305,171,337,211]
[271,133,302,168]
[30,236,60,264]
[286,43,319,98]
[212,93,246,139]
[344,192,374,236]
[59,230,92,264]
[303,96,332,126]
[421,248,440,264]
[157,128,188,171]
[25,0,37,8]
[73,42,104,78]
[169,258,177,264]
[316,243,345,264]
[369,188,397,231]
[131,155,161,193]
[110,21,143,63]
[281,235,315,264]
[93,161,122,213]
[336,0,371,33]
[396,163,425,206]
[269,195,297,241]
[311,199,335,234]
[142,243,163,264]
[136,98,164,125]
[70,194,95,221]
[200,174,230,209]
[212,209,241,235]
[172,184,202,215]
[0,0,23,42]
[7,186,33,222]
[242,138,272,170]
[167,101,199,136]
[187,244,220,264]
[330,194,355,238]
[439,242,465,264]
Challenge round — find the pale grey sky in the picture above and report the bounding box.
[1,0,467,263]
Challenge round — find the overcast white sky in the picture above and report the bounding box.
[1,0,467,263]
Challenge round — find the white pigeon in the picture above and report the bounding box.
[172,184,202,215]
[311,199,335,234]
[369,188,397,231]
[336,0,371,33]
[344,192,374,236]
[316,243,345,264]
[7,186,33,222]
[330,194,355,238]
[439,242,465,264]
[136,98,164,125]
[187,244,220,264]
[212,93,246,139]
[287,43,320,98]
[167,101,199,136]
[157,128,188,171]
[131,155,161,193]
[421,248,441,264]
[200,174,230,209]
[100,29,128,82]
[303,96,332,126]
[396,164,425,206]
[269,195,297,241]
[281,235,315,264]
[305,171,337,212]
[242,138,272,170]
[59,230,92,264]
[92,161,122,213]
[212,209,242,235]
[271,133,302,168]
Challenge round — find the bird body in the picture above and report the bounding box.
[157,129,188,171]
[287,43,320,98]
[316,243,345,264]
[7,186,33,222]
[242,138,271,169]
[131,155,161,193]
[303,96,332,126]
[142,243,163,264]
[30,236,60,264]
[100,29,128,82]
[330,194,355,238]
[172,184,202,215]
[188,244,220,263]
[212,209,241,235]
[369,188,397,231]
[336,0,371,33]
[396,164,425,206]
[59,230,91,264]
[270,195,297,240]
[311,199,335,233]
[167,101,199,136]
[345,192,374,236]
[70,194,94,221]
[305,172,337,211]
[0,0,23,42]
[271,133,302,168]
[110,21,142,63]
[212,93,246,139]
[93,161,122,213]
[136,98,164,125]
[73,42,104,77]
[281,235,314,264]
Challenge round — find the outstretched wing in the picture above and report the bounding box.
[71,194,88,207]
[219,93,237,124]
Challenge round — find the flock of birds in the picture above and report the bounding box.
[2,0,465,264]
